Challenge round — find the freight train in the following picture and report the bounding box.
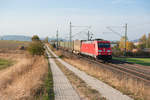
[53,39,112,61]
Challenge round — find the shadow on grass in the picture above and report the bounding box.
[113,57,150,66]
[126,59,150,66]
[47,55,64,59]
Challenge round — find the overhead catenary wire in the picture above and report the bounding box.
[106,24,128,57]
[69,21,92,41]
[106,26,122,37]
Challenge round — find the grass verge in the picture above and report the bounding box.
[113,57,150,66]
[35,56,54,100]
[0,58,14,70]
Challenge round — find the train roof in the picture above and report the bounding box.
[82,40,110,44]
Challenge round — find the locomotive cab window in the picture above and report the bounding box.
[98,43,110,48]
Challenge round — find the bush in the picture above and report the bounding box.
[112,49,150,57]
[112,50,124,57]
[132,50,150,57]
[27,41,45,56]
[32,35,40,41]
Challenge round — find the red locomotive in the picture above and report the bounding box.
[80,39,112,60]
[57,39,112,61]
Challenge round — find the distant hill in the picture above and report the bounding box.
[0,35,66,42]
[131,39,139,42]
[0,35,31,41]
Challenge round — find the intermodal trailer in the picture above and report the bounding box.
[58,41,74,51]
[73,40,81,54]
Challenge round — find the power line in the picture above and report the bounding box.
[106,24,128,57]
[106,26,122,37]
[69,21,91,41]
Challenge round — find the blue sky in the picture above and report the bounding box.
[0,0,150,40]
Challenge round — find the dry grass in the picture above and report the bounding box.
[0,50,48,100]
[52,48,150,100]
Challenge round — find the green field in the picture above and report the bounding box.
[113,57,150,66]
[0,58,13,70]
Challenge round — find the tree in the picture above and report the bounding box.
[44,36,49,43]
[27,41,45,56]
[139,34,147,49]
[137,43,144,50]
[119,36,134,51]
[119,36,126,51]
[28,35,45,56]
[32,35,40,41]
[147,33,150,48]
[127,42,135,51]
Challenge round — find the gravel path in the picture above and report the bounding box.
[46,45,134,100]
[46,50,80,100]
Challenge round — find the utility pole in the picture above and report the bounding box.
[106,24,128,57]
[124,24,127,57]
[70,22,72,49]
[87,31,90,40]
[56,29,58,50]
[69,22,91,46]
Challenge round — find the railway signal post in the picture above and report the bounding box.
[88,31,90,40]
[70,22,72,49]
[124,24,127,57]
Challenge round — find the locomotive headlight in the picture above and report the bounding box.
[107,50,111,52]
[99,50,102,52]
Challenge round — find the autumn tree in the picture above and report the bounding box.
[127,42,135,51]
[139,34,147,49]
[119,36,134,51]
[119,36,126,51]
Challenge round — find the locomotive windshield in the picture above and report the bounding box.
[98,43,110,48]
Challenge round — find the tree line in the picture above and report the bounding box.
[138,33,150,49]
[113,33,150,57]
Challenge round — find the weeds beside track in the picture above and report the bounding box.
[82,57,150,84]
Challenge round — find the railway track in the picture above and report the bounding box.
[107,63,150,82]
[60,49,150,84]
[83,56,150,84]
[85,57,150,84]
